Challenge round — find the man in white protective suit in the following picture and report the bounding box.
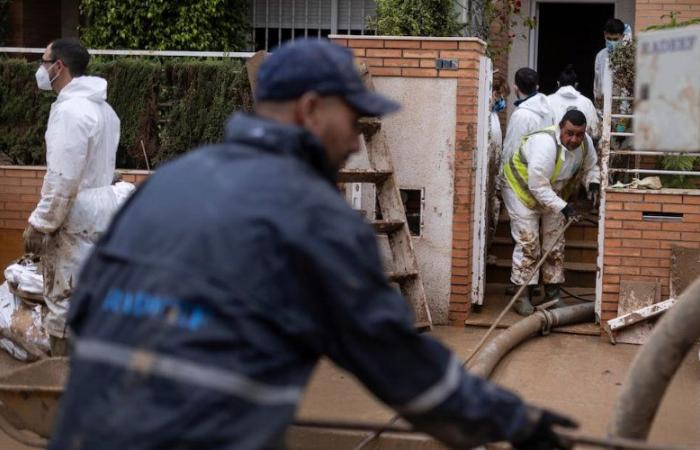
[593,18,629,108]
[548,65,600,143]
[22,38,125,355]
[501,110,600,316]
[486,73,509,251]
[501,68,556,172]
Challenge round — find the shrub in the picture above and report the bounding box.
[80,0,250,51]
[371,0,464,36]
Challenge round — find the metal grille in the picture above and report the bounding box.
[250,0,376,51]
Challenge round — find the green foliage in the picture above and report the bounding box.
[89,59,161,168]
[158,59,252,165]
[371,0,464,37]
[0,58,252,169]
[80,0,250,51]
[660,155,699,189]
[0,59,55,165]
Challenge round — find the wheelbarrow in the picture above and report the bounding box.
[0,357,68,448]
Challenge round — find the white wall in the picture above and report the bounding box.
[345,77,458,324]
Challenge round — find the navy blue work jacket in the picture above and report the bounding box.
[49,113,533,450]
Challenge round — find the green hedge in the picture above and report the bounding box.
[0,58,252,169]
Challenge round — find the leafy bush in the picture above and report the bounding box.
[371,0,464,36]
[0,58,252,169]
[80,0,250,51]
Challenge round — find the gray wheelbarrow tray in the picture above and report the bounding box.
[0,357,68,448]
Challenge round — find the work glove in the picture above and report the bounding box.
[560,204,581,222]
[23,224,44,255]
[512,406,578,450]
[587,182,600,207]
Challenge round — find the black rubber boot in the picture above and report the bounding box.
[513,285,536,316]
[544,284,567,308]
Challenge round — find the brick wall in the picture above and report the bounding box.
[636,0,700,31]
[601,189,700,321]
[0,166,150,231]
[331,36,486,324]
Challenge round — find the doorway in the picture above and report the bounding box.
[536,2,614,99]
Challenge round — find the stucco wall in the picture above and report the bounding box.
[371,77,457,324]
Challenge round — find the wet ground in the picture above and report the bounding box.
[298,326,700,448]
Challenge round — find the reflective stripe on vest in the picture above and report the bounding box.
[503,126,587,209]
[74,339,303,405]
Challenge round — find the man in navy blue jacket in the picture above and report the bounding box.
[49,39,576,450]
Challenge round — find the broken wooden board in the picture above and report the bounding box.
[615,280,659,345]
[244,50,268,96]
[670,247,700,299]
[603,298,676,344]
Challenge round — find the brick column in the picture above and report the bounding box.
[331,35,487,325]
[636,0,700,31]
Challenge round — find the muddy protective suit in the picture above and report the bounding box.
[501,93,556,175]
[28,76,121,339]
[548,86,601,142]
[501,128,600,286]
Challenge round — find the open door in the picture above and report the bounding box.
[470,56,493,306]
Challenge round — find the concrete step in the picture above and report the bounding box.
[486,259,596,287]
[490,236,598,264]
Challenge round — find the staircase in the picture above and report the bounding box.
[486,203,598,290]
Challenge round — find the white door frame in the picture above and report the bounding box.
[470,56,493,306]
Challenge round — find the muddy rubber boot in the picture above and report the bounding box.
[544,284,567,308]
[513,285,535,316]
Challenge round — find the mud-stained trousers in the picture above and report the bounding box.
[42,230,94,339]
[501,186,566,286]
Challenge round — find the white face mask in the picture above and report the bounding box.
[35,62,59,91]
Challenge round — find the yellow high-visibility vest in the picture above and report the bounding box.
[503,126,587,209]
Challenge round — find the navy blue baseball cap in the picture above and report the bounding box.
[255,39,400,117]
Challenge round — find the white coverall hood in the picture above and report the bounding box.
[55,76,108,104]
[548,86,601,141]
[500,93,556,176]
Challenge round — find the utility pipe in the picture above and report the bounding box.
[609,278,700,440]
[467,303,595,378]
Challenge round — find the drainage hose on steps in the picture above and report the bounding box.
[608,278,700,440]
[467,303,595,379]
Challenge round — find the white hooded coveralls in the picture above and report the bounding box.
[501,93,556,175]
[501,131,600,286]
[548,86,601,142]
[29,76,122,338]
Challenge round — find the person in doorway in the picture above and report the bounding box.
[501,68,556,171]
[502,110,600,316]
[593,18,628,108]
[548,65,601,143]
[22,38,122,355]
[487,72,510,252]
[500,68,555,296]
[49,39,576,450]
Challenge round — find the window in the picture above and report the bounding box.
[400,189,424,237]
[250,0,376,51]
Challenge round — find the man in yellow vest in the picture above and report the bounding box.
[501,109,600,315]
